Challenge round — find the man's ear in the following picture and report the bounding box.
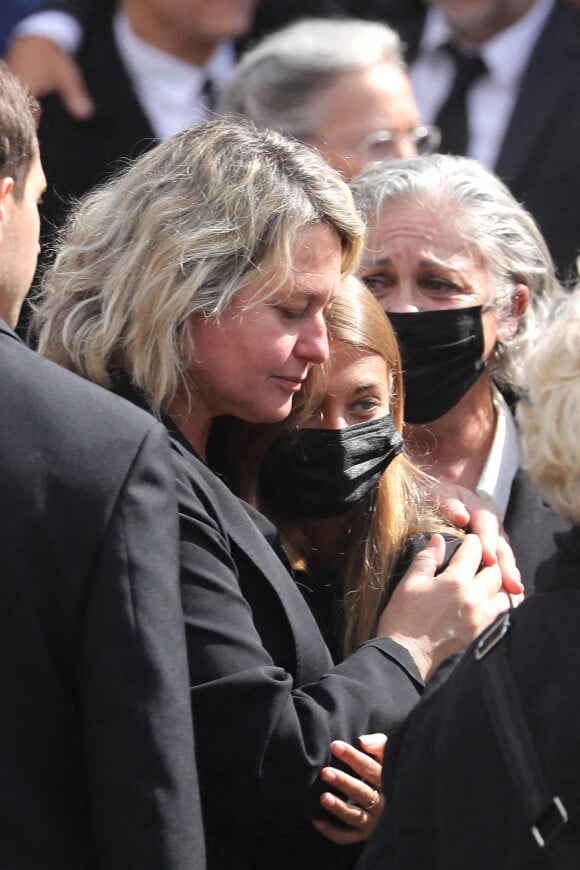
[500,283,529,338]
[0,177,15,242]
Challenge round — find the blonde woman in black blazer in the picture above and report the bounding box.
[35,119,521,869]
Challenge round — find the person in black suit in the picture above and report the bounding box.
[351,154,569,594]
[32,118,522,869]
[386,0,580,282]
[356,286,580,870]
[6,0,259,335]
[0,60,205,869]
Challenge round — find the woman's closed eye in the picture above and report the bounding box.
[360,274,394,299]
[419,275,459,295]
[277,306,307,321]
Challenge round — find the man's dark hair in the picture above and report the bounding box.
[0,60,40,200]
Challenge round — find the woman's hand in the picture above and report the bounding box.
[312,736,386,845]
[436,482,523,596]
[377,533,513,681]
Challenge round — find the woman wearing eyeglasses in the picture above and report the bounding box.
[219,17,440,180]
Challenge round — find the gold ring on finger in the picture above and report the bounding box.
[362,789,380,811]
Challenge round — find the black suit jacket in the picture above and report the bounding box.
[0,321,205,869]
[167,433,425,870]
[389,0,580,280]
[357,525,580,870]
[37,13,157,245]
[504,467,569,595]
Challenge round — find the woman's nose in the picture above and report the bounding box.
[382,287,420,313]
[295,313,329,364]
[319,412,347,430]
[392,136,417,160]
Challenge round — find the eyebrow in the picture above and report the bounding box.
[353,382,386,394]
[362,256,392,268]
[362,255,461,272]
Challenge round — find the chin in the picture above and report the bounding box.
[251,402,293,425]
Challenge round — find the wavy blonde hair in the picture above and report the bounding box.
[34,119,364,412]
[517,289,580,525]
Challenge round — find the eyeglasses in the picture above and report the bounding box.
[312,125,441,162]
[358,125,442,161]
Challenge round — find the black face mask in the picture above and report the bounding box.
[258,414,403,519]
[388,306,486,425]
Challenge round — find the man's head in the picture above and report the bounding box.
[122,0,258,65]
[435,0,537,43]
[0,60,46,328]
[220,18,433,180]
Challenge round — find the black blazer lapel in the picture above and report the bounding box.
[173,442,335,681]
[494,1,580,185]
[0,319,21,343]
[80,17,158,168]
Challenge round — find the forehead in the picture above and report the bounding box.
[313,63,420,135]
[325,340,390,388]
[370,200,480,259]
[237,221,343,307]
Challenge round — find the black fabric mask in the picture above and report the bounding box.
[388,306,486,424]
[258,414,403,519]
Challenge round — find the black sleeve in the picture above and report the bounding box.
[174,455,424,837]
[80,423,205,869]
[37,0,111,28]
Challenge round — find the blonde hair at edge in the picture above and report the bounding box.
[517,288,580,525]
[33,119,364,412]
[240,276,458,658]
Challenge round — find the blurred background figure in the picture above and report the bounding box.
[351,154,569,593]
[0,1,42,54]
[219,17,440,180]
[387,0,580,282]
[29,0,258,236]
[7,0,580,279]
[357,286,580,870]
[6,0,260,333]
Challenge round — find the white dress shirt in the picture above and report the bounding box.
[14,8,237,141]
[113,11,235,140]
[409,0,555,167]
[476,386,521,520]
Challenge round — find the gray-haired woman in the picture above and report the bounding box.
[352,153,568,593]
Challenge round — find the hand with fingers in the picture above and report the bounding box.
[6,36,94,120]
[377,533,516,682]
[312,735,387,845]
[436,481,524,597]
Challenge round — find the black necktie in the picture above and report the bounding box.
[200,77,219,116]
[434,43,488,155]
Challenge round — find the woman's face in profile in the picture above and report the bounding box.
[183,222,342,425]
[358,201,501,358]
